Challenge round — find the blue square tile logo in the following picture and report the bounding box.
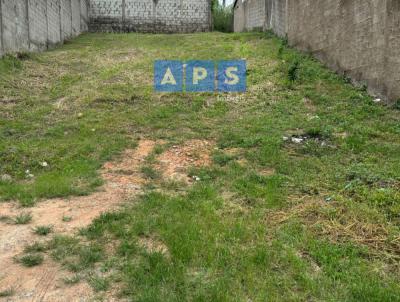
[154,60,183,92]
[185,60,215,92]
[217,60,246,92]
[154,60,246,93]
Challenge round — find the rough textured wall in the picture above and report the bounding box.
[47,0,62,46]
[61,0,73,39]
[0,0,88,57]
[233,0,245,32]
[1,0,29,54]
[29,0,48,51]
[80,0,89,31]
[233,0,400,101]
[287,0,399,101]
[246,0,265,30]
[384,0,400,100]
[71,0,81,36]
[233,0,266,32]
[89,0,212,33]
[267,0,286,37]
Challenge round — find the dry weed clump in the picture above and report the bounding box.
[268,196,400,259]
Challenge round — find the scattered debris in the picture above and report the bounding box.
[291,137,304,144]
[157,139,214,184]
[40,161,48,167]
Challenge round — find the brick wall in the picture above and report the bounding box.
[234,0,400,102]
[89,0,212,33]
[0,0,88,57]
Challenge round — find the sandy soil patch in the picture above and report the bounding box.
[157,139,214,183]
[0,140,156,301]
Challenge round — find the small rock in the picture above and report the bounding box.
[40,161,48,167]
[1,174,12,182]
[291,137,303,144]
[373,98,381,103]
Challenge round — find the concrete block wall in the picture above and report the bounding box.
[233,0,266,32]
[0,0,89,57]
[233,0,400,102]
[89,0,212,33]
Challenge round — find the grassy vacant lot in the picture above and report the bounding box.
[1,32,400,301]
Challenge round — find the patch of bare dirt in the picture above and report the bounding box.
[138,236,170,257]
[0,140,156,302]
[157,139,214,184]
[0,139,216,300]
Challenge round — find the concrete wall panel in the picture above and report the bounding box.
[1,0,29,53]
[0,0,88,56]
[47,0,61,46]
[234,0,400,101]
[61,0,73,39]
[71,0,81,36]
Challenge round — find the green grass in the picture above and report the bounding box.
[14,212,32,224]
[62,215,73,222]
[18,253,44,267]
[33,225,53,236]
[0,288,15,297]
[3,32,400,300]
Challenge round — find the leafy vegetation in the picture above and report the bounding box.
[33,225,53,236]
[212,0,233,32]
[18,253,44,267]
[2,32,400,300]
[13,212,32,224]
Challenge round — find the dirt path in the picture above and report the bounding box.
[0,140,156,302]
[0,139,215,301]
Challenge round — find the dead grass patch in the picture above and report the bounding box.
[138,236,170,257]
[268,196,400,259]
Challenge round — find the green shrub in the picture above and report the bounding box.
[212,1,233,32]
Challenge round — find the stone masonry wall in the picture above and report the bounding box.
[89,0,212,33]
[234,0,400,102]
[0,0,89,57]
